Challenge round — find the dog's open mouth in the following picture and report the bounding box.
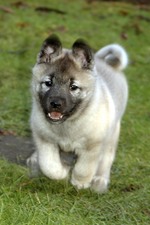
[48,112,64,121]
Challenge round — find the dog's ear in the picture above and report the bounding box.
[37,34,62,63]
[72,39,93,69]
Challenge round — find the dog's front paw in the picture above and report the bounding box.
[91,176,109,193]
[71,175,91,190]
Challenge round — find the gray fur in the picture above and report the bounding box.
[27,35,128,193]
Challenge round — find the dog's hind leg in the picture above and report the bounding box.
[27,151,40,178]
[91,121,121,193]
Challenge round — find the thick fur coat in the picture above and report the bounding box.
[27,35,128,193]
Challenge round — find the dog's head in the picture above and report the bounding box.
[32,35,95,123]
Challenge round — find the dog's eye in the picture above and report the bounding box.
[45,80,52,87]
[70,84,79,91]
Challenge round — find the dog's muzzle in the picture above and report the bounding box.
[47,97,66,122]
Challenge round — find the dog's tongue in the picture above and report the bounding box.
[48,112,63,120]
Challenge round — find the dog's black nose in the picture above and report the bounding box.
[51,101,61,108]
[50,98,64,109]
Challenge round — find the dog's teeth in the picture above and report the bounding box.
[48,112,63,120]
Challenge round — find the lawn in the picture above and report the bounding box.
[0,0,150,224]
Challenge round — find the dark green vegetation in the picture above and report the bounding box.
[0,0,150,224]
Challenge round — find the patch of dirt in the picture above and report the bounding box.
[0,135,34,166]
[0,134,77,167]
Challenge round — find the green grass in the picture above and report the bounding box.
[0,158,149,225]
[0,0,150,224]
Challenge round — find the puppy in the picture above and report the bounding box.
[27,35,128,193]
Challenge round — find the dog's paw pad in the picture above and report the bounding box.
[91,176,109,193]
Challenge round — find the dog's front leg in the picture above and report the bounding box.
[32,137,70,180]
[91,122,120,193]
[39,143,70,180]
[71,147,100,190]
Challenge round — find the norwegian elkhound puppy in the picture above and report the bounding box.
[27,35,128,193]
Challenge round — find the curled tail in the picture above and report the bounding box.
[95,44,128,71]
